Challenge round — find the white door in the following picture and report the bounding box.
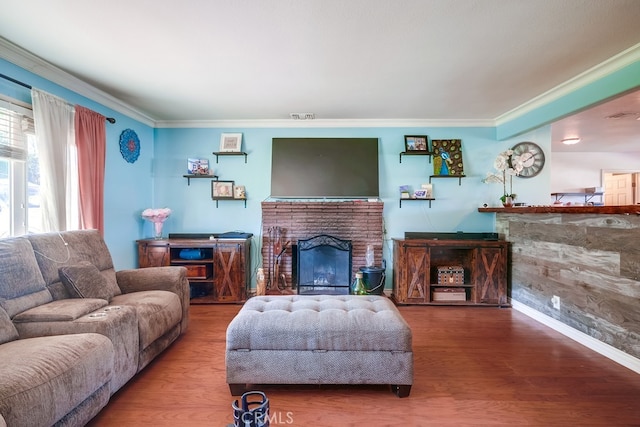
[604,173,633,205]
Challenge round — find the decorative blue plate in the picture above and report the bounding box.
[119,129,140,163]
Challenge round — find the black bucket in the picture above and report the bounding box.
[232,391,269,427]
[359,265,386,295]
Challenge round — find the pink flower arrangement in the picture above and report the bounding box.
[141,208,171,239]
[141,208,172,223]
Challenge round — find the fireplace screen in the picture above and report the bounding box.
[296,234,352,295]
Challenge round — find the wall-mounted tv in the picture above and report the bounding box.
[270,138,379,199]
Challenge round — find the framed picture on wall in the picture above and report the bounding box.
[219,133,242,152]
[187,158,209,175]
[212,180,234,198]
[404,135,429,152]
[431,139,464,176]
[234,185,246,199]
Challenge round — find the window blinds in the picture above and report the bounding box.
[0,98,33,162]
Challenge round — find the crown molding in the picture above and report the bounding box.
[495,42,640,126]
[3,35,636,130]
[0,37,156,126]
[155,118,495,129]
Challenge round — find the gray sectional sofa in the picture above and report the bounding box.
[0,230,190,427]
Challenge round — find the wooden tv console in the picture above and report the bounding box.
[392,238,508,306]
[137,235,251,304]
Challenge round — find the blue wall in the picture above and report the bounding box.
[3,56,634,280]
[153,125,552,284]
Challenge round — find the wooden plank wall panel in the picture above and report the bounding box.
[497,212,640,360]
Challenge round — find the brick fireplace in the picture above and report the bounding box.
[261,200,384,292]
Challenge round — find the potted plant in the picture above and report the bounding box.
[483,149,523,207]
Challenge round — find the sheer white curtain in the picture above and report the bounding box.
[31,88,78,232]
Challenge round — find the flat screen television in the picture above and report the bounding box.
[270,138,379,198]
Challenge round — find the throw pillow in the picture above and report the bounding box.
[59,261,118,301]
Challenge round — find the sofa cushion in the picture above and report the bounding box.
[0,333,113,427]
[110,290,182,351]
[27,230,121,300]
[0,306,18,345]
[59,261,119,301]
[12,299,109,323]
[0,237,52,318]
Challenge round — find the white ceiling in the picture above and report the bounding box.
[551,89,640,152]
[0,0,639,151]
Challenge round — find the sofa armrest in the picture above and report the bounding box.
[116,267,189,333]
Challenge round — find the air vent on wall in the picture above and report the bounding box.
[289,113,315,120]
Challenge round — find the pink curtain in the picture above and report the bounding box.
[74,105,106,235]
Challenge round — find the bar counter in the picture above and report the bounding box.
[478,205,640,215]
[477,203,640,363]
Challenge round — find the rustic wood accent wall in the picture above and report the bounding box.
[496,212,640,359]
[261,201,384,288]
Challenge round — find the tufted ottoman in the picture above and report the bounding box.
[225,295,413,397]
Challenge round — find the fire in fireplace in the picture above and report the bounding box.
[296,234,352,295]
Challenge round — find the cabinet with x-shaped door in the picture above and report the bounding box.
[391,238,508,307]
[137,236,251,304]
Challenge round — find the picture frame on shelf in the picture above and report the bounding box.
[432,139,464,176]
[212,180,234,198]
[421,183,433,198]
[219,133,243,152]
[234,185,246,199]
[187,158,210,175]
[404,135,428,152]
[414,190,427,199]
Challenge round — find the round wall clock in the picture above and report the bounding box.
[119,129,140,163]
[511,141,545,178]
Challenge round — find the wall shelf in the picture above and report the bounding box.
[212,152,248,163]
[183,174,218,185]
[399,198,435,208]
[212,198,247,208]
[399,151,433,163]
[551,192,604,203]
[429,174,465,185]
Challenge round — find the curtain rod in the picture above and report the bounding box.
[0,73,116,124]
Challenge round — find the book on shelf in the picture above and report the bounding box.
[399,184,411,199]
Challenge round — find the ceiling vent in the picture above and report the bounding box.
[289,113,315,120]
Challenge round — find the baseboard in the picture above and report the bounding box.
[511,299,640,375]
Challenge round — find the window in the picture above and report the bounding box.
[0,97,41,237]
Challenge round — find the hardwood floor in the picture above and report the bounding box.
[88,304,640,426]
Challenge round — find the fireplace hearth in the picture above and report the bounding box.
[261,200,384,293]
[296,234,352,295]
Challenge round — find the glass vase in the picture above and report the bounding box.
[153,221,164,239]
[350,272,367,295]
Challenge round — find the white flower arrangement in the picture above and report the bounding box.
[482,149,523,203]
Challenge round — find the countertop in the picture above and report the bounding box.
[478,205,640,214]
